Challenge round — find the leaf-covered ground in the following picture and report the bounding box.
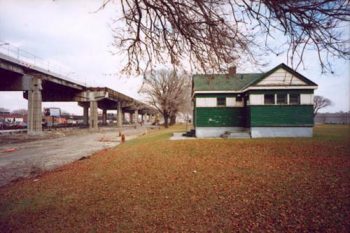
[0,125,349,232]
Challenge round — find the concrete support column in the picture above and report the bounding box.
[89,101,98,130]
[134,109,139,125]
[130,112,134,124]
[102,109,107,125]
[117,101,123,128]
[122,112,126,124]
[83,104,89,126]
[27,77,42,135]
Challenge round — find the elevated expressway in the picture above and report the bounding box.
[0,52,156,134]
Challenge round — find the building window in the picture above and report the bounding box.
[217,97,226,106]
[264,94,275,105]
[277,93,288,104]
[289,93,300,105]
[236,96,243,102]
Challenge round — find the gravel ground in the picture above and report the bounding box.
[0,126,153,187]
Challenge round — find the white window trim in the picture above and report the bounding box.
[255,93,305,106]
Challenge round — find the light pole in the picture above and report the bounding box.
[0,42,10,56]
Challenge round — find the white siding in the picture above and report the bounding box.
[196,97,217,107]
[226,97,236,107]
[300,94,314,105]
[226,97,244,107]
[235,100,244,107]
[257,68,306,86]
[249,94,264,105]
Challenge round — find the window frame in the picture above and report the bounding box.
[277,93,288,105]
[217,97,226,107]
[264,94,275,105]
[289,93,301,105]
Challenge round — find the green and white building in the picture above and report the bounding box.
[192,63,318,138]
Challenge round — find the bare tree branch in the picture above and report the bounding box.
[314,95,333,116]
[102,0,350,74]
[140,69,191,127]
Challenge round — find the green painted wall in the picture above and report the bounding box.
[195,107,246,127]
[249,105,314,127]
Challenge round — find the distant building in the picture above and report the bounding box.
[0,113,28,129]
[192,63,318,138]
[0,114,27,123]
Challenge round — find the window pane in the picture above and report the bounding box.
[264,94,275,104]
[290,94,300,104]
[217,97,226,106]
[277,93,287,104]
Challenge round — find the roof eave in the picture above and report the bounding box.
[193,85,318,94]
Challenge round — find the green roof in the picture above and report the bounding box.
[192,63,318,92]
[193,73,263,91]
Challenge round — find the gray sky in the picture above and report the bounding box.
[0,0,349,114]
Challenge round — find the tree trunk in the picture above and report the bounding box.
[170,114,176,126]
[164,115,169,128]
[163,111,169,128]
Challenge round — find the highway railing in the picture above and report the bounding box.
[0,41,85,86]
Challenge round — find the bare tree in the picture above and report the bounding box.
[171,80,192,125]
[140,69,190,128]
[314,95,333,117]
[100,0,349,74]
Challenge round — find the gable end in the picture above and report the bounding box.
[250,63,318,87]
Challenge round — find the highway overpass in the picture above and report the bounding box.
[0,44,156,134]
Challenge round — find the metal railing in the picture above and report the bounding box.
[0,41,85,86]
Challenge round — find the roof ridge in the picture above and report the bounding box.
[193,72,263,77]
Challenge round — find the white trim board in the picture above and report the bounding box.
[194,85,317,95]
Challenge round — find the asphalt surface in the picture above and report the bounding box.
[0,126,150,187]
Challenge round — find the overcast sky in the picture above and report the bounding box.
[0,0,349,114]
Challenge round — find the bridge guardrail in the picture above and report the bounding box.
[0,41,85,86]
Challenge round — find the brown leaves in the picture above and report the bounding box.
[0,126,349,232]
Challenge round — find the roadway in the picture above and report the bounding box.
[0,126,156,187]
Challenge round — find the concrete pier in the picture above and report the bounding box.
[122,112,127,124]
[102,109,107,125]
[130,112,134,124]
[117,101,122,127]
[89,101,98,130]
[83,104,89,126]
[134,109,139,125]
[27,77,43,135]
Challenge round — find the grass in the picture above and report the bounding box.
[0,124,349,232]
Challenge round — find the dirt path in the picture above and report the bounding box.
[0,126,150,187]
